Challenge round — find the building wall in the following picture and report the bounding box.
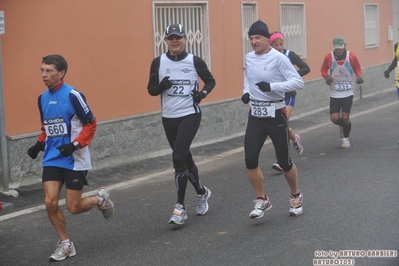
[0,0,395,186]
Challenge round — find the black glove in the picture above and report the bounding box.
[356,76,364,84]
[241,93,250,104]
[384,70,390,79]
[325,76,334,86]
[27,141,45,159]
[57,143,76,157]
[256,82,271,92]
[159,76,173,91]
[192,90,206,104]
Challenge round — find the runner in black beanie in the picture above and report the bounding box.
[248,20,270,38]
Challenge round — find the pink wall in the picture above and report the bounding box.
[304,0,394,76]
[0,0,394,136]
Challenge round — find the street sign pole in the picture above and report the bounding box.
[0,35,10,192]
[0,11,18,198]
[0,11,10,192]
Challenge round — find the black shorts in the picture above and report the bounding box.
[329,95,353,114]
[244,109,293,171]
[42,167,89,190]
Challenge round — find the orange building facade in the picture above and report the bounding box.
[0,0,396,186]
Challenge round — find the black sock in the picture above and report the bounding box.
[175,170,189,205]
[188,165,205,194]
[291,192,301,197]
[342,122,351,138]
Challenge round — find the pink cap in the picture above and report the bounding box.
[269,32,284,45]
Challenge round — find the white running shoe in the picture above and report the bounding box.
[49,240,76,261]
[272,163,283,172]
[249,196,272,219]
[341,138,350,149]
[196,187,211,215]
[293,134,304,155]
[97,187,115,220]
[169,204,187,225]
[289,191,303,217]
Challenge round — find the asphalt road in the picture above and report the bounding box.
[1,90,398,266]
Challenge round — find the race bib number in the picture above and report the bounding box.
[334,81,352,91]
[250,100,275,118]
[167,80,192,97]
[43,117,68,137]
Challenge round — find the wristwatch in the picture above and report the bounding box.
[201,90,208,98]
[73,141,80,150]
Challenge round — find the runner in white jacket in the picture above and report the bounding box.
[241,20,304,219]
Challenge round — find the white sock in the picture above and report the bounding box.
[97,196,104,206]
[61,239,71,246]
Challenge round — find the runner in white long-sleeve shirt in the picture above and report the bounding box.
[241,20,304,218]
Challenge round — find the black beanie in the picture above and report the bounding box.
[248,20,270,38]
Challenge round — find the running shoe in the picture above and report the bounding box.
[249,196,272,219]
[293,134,304,155]
[169,204,187,225]
[339,127,344,140]
[196,186,211,215]
[289,191,303,217]
[272,163,283,172]
[341,138,350,149]
[49,240,76,261]
[97,187,115,220]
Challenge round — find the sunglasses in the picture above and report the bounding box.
[166,35,184,41]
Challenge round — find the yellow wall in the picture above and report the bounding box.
[0,0,394,136]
